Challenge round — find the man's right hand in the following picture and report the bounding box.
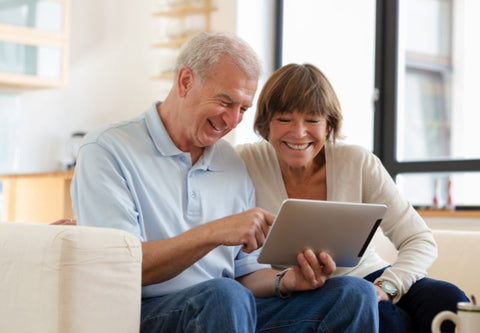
[208,208,275,253]
[142,207,274,286]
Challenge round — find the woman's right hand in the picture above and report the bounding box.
[280,250,336,294]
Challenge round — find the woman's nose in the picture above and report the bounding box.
[290,121,306,136]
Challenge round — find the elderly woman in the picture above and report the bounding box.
[237,63,468,333]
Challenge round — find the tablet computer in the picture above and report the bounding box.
[257,199,387,268]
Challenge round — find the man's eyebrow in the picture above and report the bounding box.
[217,93,252,108]
[217,93,234,103]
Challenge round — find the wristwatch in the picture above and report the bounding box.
[374,280,399,299]
[275,268,292,298]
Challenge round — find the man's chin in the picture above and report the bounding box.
[199,135,224,147]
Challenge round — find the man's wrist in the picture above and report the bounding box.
[275,268,292,298]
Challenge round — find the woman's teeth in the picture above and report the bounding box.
[286,142,309,150]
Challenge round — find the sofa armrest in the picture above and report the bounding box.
[373,229,480,299]
[428,229,480,299]
[0,222,142,333]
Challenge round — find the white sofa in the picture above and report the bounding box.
[373,229,480,300]
[0,222,142,333]
[1,221,478,333]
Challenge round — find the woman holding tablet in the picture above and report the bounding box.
[237,63,468,333]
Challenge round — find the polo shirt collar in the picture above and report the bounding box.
[145,102,224,172]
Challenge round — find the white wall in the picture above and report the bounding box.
[0,0,373,174]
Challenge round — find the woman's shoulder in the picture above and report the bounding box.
[236,140,275,161]
[329,141,374,160]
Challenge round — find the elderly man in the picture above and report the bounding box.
[71,32,378,332]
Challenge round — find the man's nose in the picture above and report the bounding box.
[223,107,243,129]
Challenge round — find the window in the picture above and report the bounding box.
[374,0,480,209]
[276,0,377,150]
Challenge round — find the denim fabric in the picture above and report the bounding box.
[141,278,256,333]
[255,276,379,332]
[141,276,378,333]
[364,267,469,333]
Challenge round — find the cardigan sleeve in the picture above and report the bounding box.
[361,150,437,302]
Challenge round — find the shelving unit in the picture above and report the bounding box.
[0,0,70,89]
[0,171,75,223]
[151,0,217,80]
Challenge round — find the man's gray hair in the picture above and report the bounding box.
[174,31,262,83]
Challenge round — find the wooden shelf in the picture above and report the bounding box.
[0,72,65,89]
[152,35,191,48]
[151,72,174,80]
[417,209,480,218]
[151,0,216,81]
[152,4,217,17]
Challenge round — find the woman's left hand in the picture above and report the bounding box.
[375,285,390,302]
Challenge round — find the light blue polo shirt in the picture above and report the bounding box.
[71,102,269,298]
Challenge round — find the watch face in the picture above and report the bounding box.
[381,280,397,294]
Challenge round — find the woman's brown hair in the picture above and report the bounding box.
[254,63,343,141]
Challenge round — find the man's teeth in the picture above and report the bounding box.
[286,142,309,150]
[209,120,222,131]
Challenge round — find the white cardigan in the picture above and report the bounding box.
[237,140,437,302]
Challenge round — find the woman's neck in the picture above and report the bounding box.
[280,149,327,200]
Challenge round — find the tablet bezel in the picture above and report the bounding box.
[257,199,387,268]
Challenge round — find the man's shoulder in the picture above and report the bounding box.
[214,139,247,166]
[82,114,147,148]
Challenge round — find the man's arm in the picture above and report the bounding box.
[142,208,275,286]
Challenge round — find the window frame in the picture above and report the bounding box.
[373,0,480,178]
[0,0,70,89]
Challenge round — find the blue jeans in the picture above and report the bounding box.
[141,276,379,332]
[364,267,469,333]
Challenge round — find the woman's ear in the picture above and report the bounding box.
[177,66,194,97]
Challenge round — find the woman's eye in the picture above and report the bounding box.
[277,118,290,122]
[307,119,320,123]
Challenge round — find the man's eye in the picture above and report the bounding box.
[277,118,290,122]
[307,119,320,123]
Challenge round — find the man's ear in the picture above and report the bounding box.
[177,66,194,97]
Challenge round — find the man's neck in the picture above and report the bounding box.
[156,101,204,165]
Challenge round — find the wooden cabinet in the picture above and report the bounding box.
[151,0,217,80]
[0,171,74,223]
[0,0,70,89]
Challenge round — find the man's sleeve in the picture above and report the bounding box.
[234,172,271,277]
[71,142,144,240]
